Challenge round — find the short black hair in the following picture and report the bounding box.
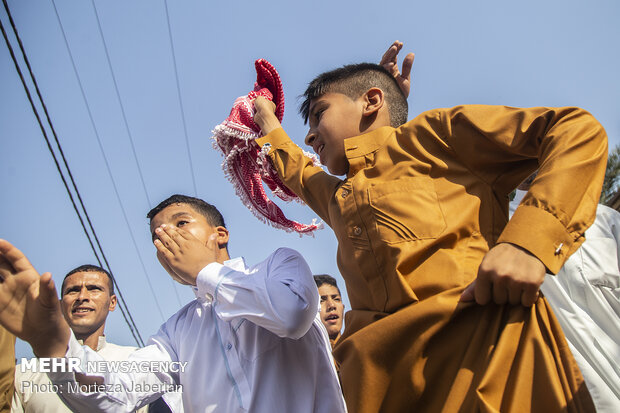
[146,194,226,228]
[62,264,115,296]
[300,63,408,128]
[314,274,341,295]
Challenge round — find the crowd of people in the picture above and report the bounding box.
[0,41,617,412]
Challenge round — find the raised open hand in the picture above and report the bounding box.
[380,40,415,98]
[0,239,70,357]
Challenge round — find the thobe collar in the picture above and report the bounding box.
[344,126,394,178]
[77,335,107,351]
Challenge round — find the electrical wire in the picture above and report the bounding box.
[88,0,184,308]
[88,0,152,207]
[50,0,176,315]
[163,0,199,198]
[0,1,144,347]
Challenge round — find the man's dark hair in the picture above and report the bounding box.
[300,63,408,128]
[62,264,115,296]
[147,194,226,228]
[314,274,341,295]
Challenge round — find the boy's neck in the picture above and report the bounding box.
[359,114,392,135]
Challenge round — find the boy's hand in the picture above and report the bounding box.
[254,96,281,135]
[154,225,218,286]
[380,40,415,98]
[0,240,70,357]
[460,242,546,307]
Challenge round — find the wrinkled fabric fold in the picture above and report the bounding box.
[334,290,593,413]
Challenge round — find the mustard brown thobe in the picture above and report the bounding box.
[0,327,15,413]
[256,105,607,412]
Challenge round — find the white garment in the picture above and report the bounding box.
[13,336,149,413]
[511,196,620,412]
[48,248,346,413]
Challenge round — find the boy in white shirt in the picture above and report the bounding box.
[0,194,346,413]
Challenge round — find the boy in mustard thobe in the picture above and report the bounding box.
[252,48,606,412]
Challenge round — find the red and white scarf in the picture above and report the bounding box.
[211,59,321,235]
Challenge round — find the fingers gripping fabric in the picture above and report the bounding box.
[211,59,321,235]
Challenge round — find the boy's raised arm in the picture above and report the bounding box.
[195,247,319,339]
[152,222,318,338]
[254,96,341,225]
[0,240,70,358]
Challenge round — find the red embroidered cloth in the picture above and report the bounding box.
[211,59,321,234]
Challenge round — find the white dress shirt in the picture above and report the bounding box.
[511,195,620,412]
[49,248,346,413]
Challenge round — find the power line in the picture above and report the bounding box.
[0,0,143,347]
[50,0,178,314]
[88,0,185,308]
[162,0,198,197]
[1,0,144,347]
[89,0,152,207]
[87,0,183,308]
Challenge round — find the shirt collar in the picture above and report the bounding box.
[76,335,107,351]
[344,126,394,177]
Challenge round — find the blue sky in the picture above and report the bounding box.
[2,0,619,358]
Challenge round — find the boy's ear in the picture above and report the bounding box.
[215,226,230,248]
[361,88,385,117]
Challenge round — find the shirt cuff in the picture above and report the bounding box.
[195,262,229,302]
[47,331,81,384]
[255,127,292,150]
[497,204,577,274]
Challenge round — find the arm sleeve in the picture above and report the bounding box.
[255,128,342,226]
[433,105,608,273]
[10,375,23,413]
[195,248,319,339]
[47,329,178,413]
[597,205,620,272]
[611,212,620,273]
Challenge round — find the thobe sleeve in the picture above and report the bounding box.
[430,105,608,273]
[601,206,620,271]
[195,248,319,339]
[47,329,179,413]
[255,128,342,226]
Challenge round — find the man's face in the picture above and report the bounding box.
[61,271,116,336]
[318,284,344,339]
[304,92,365,176]
[150,203,216,283]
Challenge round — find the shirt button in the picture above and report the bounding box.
[341,189,349,198]
[206,293,214,302]
[226,343,232,350]
[353,226,362,236]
